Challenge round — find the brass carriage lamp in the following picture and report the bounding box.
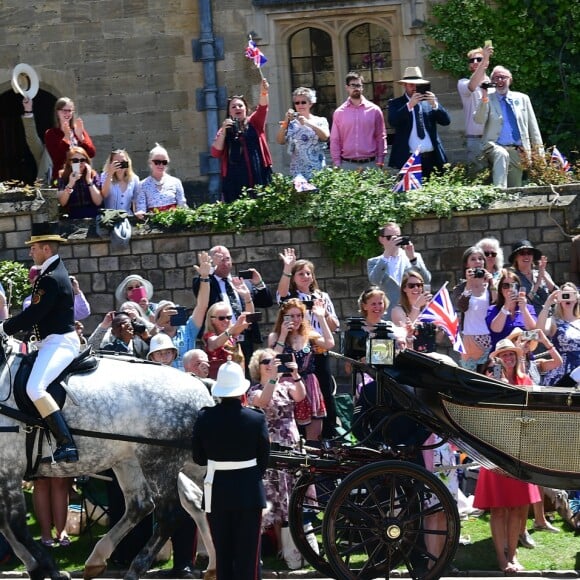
[366,322,395,366]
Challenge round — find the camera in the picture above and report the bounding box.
[396,236,411,247]
[480,82,497,90]
[238,270,253,279]
[292,111,299,119]
[522,330,539,341]
[230,118,243,139]
[131,320,147,335]
[473,268,486,278]
[118,161,129,169]
[417,83,431,95]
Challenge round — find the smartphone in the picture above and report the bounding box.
[423,284,431,294]
[71,162,80,174]
[302,300,314,311]
[484,39,493,48]
[283,314,292,323]
[170,306,190,326]
[277,353,292,374]
[396,236,411,247]
[492,363,502,380]
[417,83,431,95]
[522,330,539,341]
[238,270,253,279]
[245,311,262,323]
[118,160,129,169]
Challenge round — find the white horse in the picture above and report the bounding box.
[0,338,216,580]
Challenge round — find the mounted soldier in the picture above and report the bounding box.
[0,221,80,463]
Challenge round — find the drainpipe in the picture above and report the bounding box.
[193,0,226,202]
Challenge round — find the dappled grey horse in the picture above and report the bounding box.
[0,338,216,580]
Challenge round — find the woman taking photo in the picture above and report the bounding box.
[486,269,537,349]
[45,97,96,184]
[101,149,140,213]
[276,87,329,179]
[211,78,273,203]
[247,348,306,569]
[57,147,102,218]
[269,298,334,442]
[537,283,580,386]
[452,246,496,370]
[135,143,187,218]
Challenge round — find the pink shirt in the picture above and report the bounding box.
[330,97,387,166]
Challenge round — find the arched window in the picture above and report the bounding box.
[347,23,393,111]
[289,28,335,123]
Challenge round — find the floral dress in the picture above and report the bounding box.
[247,380,299,528]
[284,343,326,426]
[285,115,329,179]
[543,318,580,386]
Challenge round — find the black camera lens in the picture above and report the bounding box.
[473,268,485,278]
[480,82,497,90]
[131,320,147,335]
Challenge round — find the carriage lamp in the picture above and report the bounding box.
[342,317,367,359]
[366,322,395,366]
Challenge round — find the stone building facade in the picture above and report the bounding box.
[1,0,465,202]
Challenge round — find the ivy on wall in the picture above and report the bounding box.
[424,0,580,158]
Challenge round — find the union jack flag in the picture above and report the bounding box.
[245,39,267,68]
[417,282,465,353]
[392,149,422,192]
[551,146,572,172]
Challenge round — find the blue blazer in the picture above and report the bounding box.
[387,95,450,170]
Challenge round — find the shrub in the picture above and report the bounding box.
[0,261,31,311]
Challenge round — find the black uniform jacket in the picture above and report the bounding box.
[4,257,75,339]
[191,398,270,512]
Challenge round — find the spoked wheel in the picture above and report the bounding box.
[322,460,460,580]
[288,471,342,576]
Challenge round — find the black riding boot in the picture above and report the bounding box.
[42,411,79,463]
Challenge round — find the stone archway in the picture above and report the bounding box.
[0,88,56,184]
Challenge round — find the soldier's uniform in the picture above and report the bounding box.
[191,361,270,580]
[0,222,79,463]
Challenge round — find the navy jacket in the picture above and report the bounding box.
[4,257,75,339]
[191,398,270,512]
[387,95,450,170]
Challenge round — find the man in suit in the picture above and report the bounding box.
[192,245,273,363]
[388,66,451,180]
[0,222,80,463]
[367,221,431,318]
[474,65,543,188]
[192,361,270,580]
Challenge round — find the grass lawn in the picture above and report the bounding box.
[2,491,579,575]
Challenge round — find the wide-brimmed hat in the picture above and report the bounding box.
[490,338,523,360]
[115,275,154,304]
[397,66,430,85]
[11,63,39,99]
[147,333,177,360]
[507,327,538,353]
[25,222,67,245]
[508,240,542,263]
[212,361,250,398]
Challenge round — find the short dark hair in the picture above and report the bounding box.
[346,71,363,86]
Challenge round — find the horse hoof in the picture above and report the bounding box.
[83,564,107,579]
[203,570,217,580]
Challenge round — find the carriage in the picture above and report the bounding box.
[269,339,580,580]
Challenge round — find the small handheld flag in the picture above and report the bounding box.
[245,38,267,68]
[551,146,571,172]
[392,148,422,192]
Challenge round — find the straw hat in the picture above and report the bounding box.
[115,275,154,304]
[490,338,523,360]
[507,327,538,353]
[397,66,430,85]
[25,222,67,245]
[147,333,177,360]
[11,63,39,99]
[212,361,250,398]
[508,240,542,264]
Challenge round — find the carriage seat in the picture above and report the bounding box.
[14,348,99,417]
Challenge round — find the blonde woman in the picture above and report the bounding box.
[101,149,140,213]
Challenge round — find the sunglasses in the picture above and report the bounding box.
[71,158,87,163]
[259,358,273,365]
[152,159,168,166]
[293,100,308,105]
[406,282,424,289]
[380,234,396,240]
[211,315,233,321]
[469,57,483,63]
[500,282,519,290]
[484,251,497,257]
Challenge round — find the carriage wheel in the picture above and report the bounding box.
[322,460,460,580]
[288,471,342,576]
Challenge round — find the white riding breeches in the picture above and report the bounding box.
[26,331,80,402]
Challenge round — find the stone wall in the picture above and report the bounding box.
[0,187,578,338]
